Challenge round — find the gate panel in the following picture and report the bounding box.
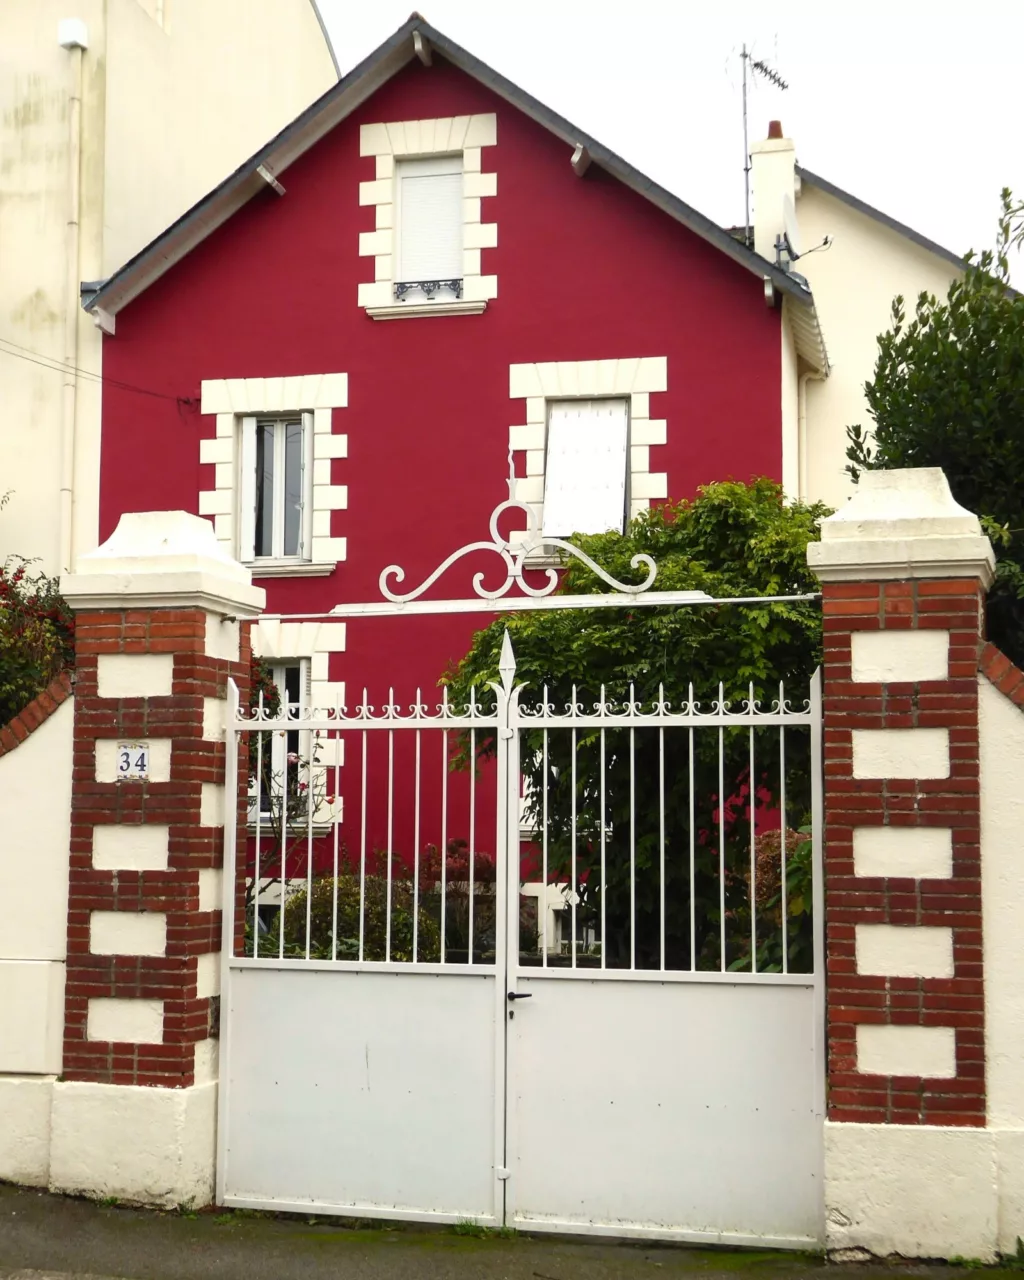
[506,975,821,1245]
[221,966,499,1220]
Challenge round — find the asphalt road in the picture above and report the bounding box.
[0,1184,987,1280]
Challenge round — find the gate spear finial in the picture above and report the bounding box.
[498,628,517,691]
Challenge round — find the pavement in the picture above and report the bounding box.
[0,1184,996,1280]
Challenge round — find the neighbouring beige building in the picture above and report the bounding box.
[0,0,338,574]
[750,124,965,511]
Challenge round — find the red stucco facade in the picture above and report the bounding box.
[100,57,783,697]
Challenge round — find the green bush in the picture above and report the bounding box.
[253,874,441,961]
[444,480,826,972]
[0,557,75,726]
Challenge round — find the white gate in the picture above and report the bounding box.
[216,494,825,1246]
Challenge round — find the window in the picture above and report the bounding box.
[239,414,313,562]
[253,661,310,817]
[541,399,629,539]
[395,155,463,302]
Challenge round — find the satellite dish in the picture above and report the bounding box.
[782,193,802,261]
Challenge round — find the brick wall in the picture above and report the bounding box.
[822,578,985,1126]
[0,673,73,757]
[63,609,250,1088]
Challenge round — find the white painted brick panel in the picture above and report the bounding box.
[856,1025,956,1078]
[852,728,950,779]
[87,998,164,1044]
[856,924,955,978]
[90,912,167,958]
[852,630,950,683]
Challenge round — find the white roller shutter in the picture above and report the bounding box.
[397,155,463,283]
[542,399,629,539]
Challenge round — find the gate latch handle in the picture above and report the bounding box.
[507,991,533,1001]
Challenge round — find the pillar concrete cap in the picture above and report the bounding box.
[61,511,266,616]
[807,468,996,585]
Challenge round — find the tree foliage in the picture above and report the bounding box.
[846,188,1024,665]
[445,481,827,972]
[0,556,75,726]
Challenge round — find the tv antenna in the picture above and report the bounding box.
[741,45,788,249]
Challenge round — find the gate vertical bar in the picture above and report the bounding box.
[810,667,826,1123]
[495,630,517,1225]
[216,677,240,1207]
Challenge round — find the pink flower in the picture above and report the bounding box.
[287,752,299,765]
[298,781,308,793]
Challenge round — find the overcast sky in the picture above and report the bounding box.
[318,0,1024,282]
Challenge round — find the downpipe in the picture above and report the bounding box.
[59,42,84,574]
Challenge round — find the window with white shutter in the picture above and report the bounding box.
[541,399,629,538]
[239,414,313,562]
[395,155,463,301]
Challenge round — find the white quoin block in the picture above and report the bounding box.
[205,614,240,662]
[852,728,950,779]
[851,631,950,683]
[89,912,167,958]
[198,868,222,913]
[200,783,225,827]
[852,826,953,880]
[96,654,174,699]
[87,998,164,1044]
[856,924,955,978]
[202,698,225,742]
[856,1024,957,1078]
[196,952,220,999]
[92,824,170,872]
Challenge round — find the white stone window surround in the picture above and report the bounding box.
[507,358,669,543]
[357,114,498,319]
[253,620,347,772]
[199,375,348,575]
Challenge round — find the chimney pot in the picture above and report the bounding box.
[767,120,784,140]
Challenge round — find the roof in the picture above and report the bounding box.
[83,15,826,370]
[796,166,968,273]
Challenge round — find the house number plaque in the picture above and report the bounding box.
[117,742,150,780]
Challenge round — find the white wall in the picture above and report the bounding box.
[0,699,73,1079]
[0,698,73,1189]
[980,675,1024,1255]
[101,0,337,276]
[794,183,961,510]
[0,0,337,576]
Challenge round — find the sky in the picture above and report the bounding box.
[318,0,1024,282]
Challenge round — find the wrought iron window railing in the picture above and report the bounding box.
[394,278,463,302]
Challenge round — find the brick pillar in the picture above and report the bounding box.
[808,469,997,1260]
[55,512,263,1206]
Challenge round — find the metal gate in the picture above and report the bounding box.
[216,655,823,1246]
[215,492,824,1245]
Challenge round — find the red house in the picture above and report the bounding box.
[84,15,826,893]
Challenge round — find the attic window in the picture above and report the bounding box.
[394,156,464,303]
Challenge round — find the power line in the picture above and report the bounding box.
[0,336,195,405]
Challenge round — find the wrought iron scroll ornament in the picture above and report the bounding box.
[378,495,658,604]
[394,278,463,302]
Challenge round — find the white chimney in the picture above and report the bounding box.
[750,120,796,264]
